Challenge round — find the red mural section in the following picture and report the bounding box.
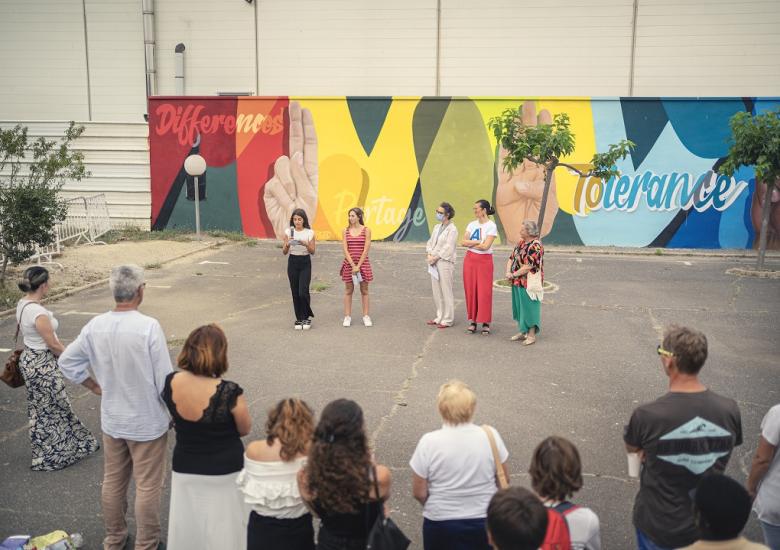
[148,97,288,237]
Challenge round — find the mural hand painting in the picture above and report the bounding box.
[263,102,319,238]
[496,102,559,241]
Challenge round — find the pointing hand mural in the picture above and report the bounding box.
[263,102,319,239]
[495,102,559,241]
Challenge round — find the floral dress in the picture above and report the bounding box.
[509,239,544,288]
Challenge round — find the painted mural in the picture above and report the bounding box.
[148,96,780,249]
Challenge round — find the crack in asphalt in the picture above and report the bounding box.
[370,330,438,448]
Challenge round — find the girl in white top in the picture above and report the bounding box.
[238,398,316,550]
[426,202,458,328]
[410,380,509,549]
[14,266,99,471]
[460,199,499,335]
[282,208,316,330]
[529,436,601,550]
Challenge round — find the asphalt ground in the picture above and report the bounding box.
[1,241,778,549]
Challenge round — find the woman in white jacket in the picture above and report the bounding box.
[425,202,458,328]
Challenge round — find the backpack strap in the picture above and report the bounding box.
[553,500,580,516]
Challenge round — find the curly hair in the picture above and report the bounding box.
[265,398,315,462]
[529,436,583,502]
[305,399,372,514]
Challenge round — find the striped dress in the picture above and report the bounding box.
[340,226,374,282]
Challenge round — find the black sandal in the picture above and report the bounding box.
[481,324,491,335]
[466,322,477,334]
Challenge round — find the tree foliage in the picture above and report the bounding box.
[718,109,780,270]
[0,122,87,282]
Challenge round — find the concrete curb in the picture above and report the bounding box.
[0,239,228,319]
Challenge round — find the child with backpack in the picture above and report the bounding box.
[529,436,602,550]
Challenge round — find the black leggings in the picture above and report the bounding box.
[288,254,314,321]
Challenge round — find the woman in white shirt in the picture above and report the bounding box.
[425,202,458,329]
[15,266,99,471]
[410,380,509,550]
[282,209,316,330]
[529,436,601,550]
[238,398,316,550]
[460,200,498,335]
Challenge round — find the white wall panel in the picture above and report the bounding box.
[632,0,780,96]
[84,0,147,121]
[439,0,635,96]
[0,0,90,120]
[154,0,256,96]
[0,121,151,229]
[257,0,438,96]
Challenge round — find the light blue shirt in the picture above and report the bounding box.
[58,310,173,441]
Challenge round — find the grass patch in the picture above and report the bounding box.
[244,240,259,247]
[654,249,664,256]
[0,284,22,310]
[167,337,186,348]
[103,227,193,243]
[311,280,331,293]
[144,262,162,270]
[208,230,249,242]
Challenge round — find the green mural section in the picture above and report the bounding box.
[168,163,242,232]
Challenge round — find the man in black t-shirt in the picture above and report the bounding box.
[624,325,742,550]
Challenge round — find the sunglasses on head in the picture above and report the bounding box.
[656,345,674,358]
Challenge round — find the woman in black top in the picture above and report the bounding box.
[298,399,392,550]
[161,324,252,550]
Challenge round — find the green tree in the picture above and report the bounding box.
[489,106,634,232]
[718,109,780,271]
[0,122,87,283]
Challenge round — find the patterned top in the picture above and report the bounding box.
[340,226,374,282]
[162,372,245,476]
[509,239,544,288]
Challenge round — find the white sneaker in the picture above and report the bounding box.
[343,316,351,327]
[363,315,373,327]
[294,321,303,330]
[302,319,312,330]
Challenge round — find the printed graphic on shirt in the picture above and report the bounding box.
[469,227,481,241]
[657,416,734,474]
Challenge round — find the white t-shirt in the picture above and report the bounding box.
[409,423,508,521]
[285,227,314,256]
[754,404,780,525]
[16,299,58,350]
[465,220,498,255]
[544,502,602,550]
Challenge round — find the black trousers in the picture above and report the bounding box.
[288,254,314,321]
[248,511,315,550]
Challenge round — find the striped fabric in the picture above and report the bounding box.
[340,227,374,282]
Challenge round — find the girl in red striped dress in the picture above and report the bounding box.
[340,208,373,327]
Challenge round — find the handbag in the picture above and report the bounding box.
[2,302,34,388]
[366,466,410,550]
[482,425,509,489]
[527,270,544,294]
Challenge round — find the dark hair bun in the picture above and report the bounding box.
[487,205,496,216]
[17,280,32,292]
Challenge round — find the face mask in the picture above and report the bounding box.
[436,213,445,221]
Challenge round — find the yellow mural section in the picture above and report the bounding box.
[295,97,421,241]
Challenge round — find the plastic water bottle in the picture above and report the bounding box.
[69,533,84,548]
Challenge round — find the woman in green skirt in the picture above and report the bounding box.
[505,220,544,346]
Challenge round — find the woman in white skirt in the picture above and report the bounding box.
[161,324,252,549]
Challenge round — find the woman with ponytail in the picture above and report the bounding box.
[460,200,499,335]
[162,324,252,549]
[239,398,316,550]
[298,399,392,550]
[15,266,99,471]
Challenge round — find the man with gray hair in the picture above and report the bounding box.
[624,325,742,550]
[60,265,173,550]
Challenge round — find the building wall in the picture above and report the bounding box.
[147,96,780,249]
[0,121,152,229]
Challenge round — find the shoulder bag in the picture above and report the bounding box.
[2,301,35,388]
[482,425,509,489]
[366,466,410,550]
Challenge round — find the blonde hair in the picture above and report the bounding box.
[437,379,476,425]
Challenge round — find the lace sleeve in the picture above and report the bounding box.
[224,380,244,411]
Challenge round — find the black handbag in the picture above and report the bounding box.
[365,467,410,550]
[2,302,34,388]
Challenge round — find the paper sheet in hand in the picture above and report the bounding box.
[428,264,439,281]
[351,272,363,285]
